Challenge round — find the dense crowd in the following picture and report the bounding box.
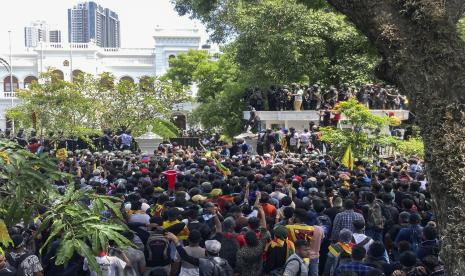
[245,83,406,112]
[0,127,442,276]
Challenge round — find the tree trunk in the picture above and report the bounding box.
[326,0,465,274]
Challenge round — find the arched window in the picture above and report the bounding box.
[52,70,64,80]
[24,76,38,89]
[72,70,84,83]
[3,76,18,92]
[63,60,70,67]
[120,76,134,84]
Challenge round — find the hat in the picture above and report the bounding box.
[339,228,353,243]
[273,225,288,240]
[308,177,317,183]
[210,188,222,197]
[192,194,207,203]
[154,187,165,193]
[205,239,221,254]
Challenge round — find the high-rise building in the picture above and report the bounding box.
[24,20,48,48]
[49,30,62,43]
[68,1,120,48]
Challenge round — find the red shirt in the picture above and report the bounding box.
[27,143,40,153]
[217,195,234,213]
[261,203,277,218]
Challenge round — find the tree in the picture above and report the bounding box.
[7,71,99,137]
[0,140,131,275]
[9,71,188,138]
[164,50,247,137]
[173,0,465,272]
[173,0,378,85]
[320,99,396,160]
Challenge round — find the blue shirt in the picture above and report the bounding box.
[394,225,423,247]
[121,133,133,146]
[335,261,383,276]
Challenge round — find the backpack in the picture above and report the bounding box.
[269,257,302,276]
[6,251,33,270]
[379,203,394,229]
[367,202,385,229]
[218,233,239,269]
[202,257,234,276]
[146,231,171,267]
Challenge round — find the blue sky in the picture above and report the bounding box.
[0,0,208,50]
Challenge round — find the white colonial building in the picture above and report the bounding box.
[0,28,202,130]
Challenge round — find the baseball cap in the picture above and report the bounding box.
[205,240,221,254]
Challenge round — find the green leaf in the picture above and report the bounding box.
[41,220,65,253]
[99,198,123,220]
[75,239,102,276]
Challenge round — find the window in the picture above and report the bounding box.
[3,76,18,92]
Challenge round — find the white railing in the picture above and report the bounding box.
[3,92,17,98]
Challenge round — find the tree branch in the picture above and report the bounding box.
[326,0,409,56]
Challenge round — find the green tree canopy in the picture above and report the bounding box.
[164,50,247,136]
[8,71,188,138]
[172,0,378,85]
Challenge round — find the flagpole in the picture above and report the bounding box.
[8,30,14,133]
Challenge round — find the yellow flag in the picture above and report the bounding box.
[341,145,354,170]
[56,148,68,160]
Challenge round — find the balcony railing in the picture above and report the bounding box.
[3,92,17,98]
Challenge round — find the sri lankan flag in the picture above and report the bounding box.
[341,145,354,170]
[328,242,352,257]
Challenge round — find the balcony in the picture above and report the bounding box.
[2,92,16,98]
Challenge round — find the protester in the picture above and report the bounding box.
[247,83,405,111]
[1,123,442,276]
[283,239,310,276]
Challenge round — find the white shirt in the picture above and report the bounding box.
[295,89,303,101]
[289,133,299,146]
[300,132,311,144]
[84,255,126,276]
[128,213,151,225]
[125,202,150,212]
[352,233,374,252]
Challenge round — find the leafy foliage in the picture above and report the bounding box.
[396,138,424,158]
[8,71,189,137]
[0,140,131,275]
[171,0,378,85]
[320,99,395,160]
[164,50,247,137]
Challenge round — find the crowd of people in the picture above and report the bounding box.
[245,83,406,112]
[0,128,138,153]
[0,127,442,276]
